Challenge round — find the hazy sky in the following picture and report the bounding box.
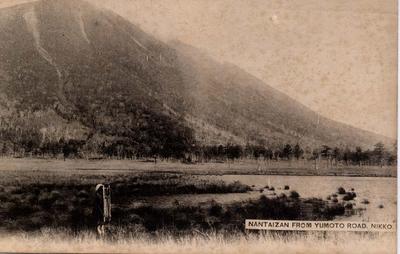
[88,0,397,139]
[3,0,398,138]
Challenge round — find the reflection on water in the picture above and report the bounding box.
[142,175,396,222]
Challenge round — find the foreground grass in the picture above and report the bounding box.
[0,230,395,254]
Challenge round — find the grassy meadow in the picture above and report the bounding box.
[0,229,395,254]
[0,158,395,253]
[0,158,396,177]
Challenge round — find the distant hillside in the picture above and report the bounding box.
[0,0,393,158]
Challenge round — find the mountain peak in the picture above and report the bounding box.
[0,0,391,159]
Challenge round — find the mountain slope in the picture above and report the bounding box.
[0,0,392,158]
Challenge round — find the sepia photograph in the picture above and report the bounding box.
[0,0,397,253]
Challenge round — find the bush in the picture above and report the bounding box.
[361,199,370,204]
[49,190,62,201]
[24,193,38,205]
[209,202,223,217]
[0,193,9,202]
[344,203,353,209]
[342,192,356,201]
[77,190,89,198]
[324,204,345,218]
[228,181,251,193]
[378,204,384,209]
[279,193,287,198]
[289,191,300,199]
[38,192,55,210]
[337,187,346,195]
[284,185,290,190]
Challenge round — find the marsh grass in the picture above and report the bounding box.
[0,229,395,254]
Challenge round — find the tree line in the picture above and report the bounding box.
[0,128,396,167]
[191,142,396,167]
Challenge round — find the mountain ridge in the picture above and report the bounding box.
[0,0,394,158]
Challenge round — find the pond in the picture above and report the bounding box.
[143,175,396,222]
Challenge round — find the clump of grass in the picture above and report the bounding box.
[284,185,290,190]
[342,192,356,201]
[344,203,353,209]
[337,187,346,195]
[227,181,252,193]
[289,191,300,199]
[361,199,370,205]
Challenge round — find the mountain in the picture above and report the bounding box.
[0,0,392,158]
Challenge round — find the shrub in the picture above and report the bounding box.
[209,202,223,217]
[342,192,356,201]
[284,185,290,190]
[332,198,338,203]
[0,193,9,202]
[77,190,89,198]
[324,204,345,218]
[378,204,384,209]
[49,190,62,201]
[38,192,54,210]
[24,193,38,205]
[7,201,36,218]
[344,203,353,209]
[361,199,370,204]
[337,187,346,195]
[53,200,68,210]
[279,193,287,198]
[289,191,300,199]
[228,181,251,193]
[128,214,144,224]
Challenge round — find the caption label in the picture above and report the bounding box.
[245,220,396,232]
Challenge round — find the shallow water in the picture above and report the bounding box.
[144,175,396,222]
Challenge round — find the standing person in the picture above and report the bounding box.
[93,184,112,238]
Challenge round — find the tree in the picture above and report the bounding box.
[332,147,342,166]
[282,144,293,160]
[321,145,333,168]
[373,142,385,167]
[354,146,363,166]
[293,143,303,160]
[226,144,242,161]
